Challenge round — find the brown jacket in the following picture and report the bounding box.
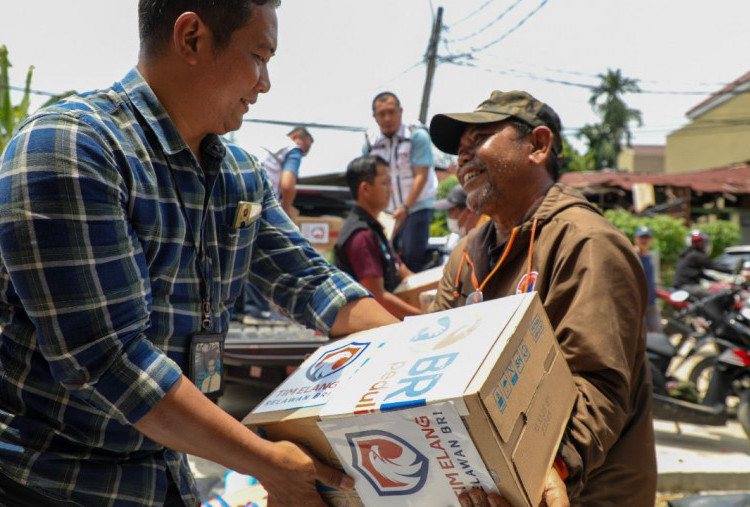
[430,184,656,506]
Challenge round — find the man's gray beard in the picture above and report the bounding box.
[467,180,495,216]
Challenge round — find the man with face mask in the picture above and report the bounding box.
[435,184,484,253]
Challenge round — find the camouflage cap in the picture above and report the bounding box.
[429,90,563,156]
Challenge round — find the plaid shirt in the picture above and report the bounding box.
[0,68,367,506]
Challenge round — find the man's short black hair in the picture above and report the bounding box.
[506,119,561,182]
[346,155,387,200]
[371,91,400,112]
[138,0,281,56]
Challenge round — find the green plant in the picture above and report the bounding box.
[604,209,688,286]
[1,45,34,154]
[604,208,743,285]
[700,221,741,258]
[1,46,74,155]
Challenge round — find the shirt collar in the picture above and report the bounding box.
[118,67,192,157]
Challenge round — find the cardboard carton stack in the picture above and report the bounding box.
[243,293,576,506]
[294,215,343,258]
[392,265,443,309]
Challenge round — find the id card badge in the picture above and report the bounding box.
[189,332,226,398]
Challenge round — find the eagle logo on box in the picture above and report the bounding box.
[408,315,481,352]
[347,430,429,496]
[305,342,370,382]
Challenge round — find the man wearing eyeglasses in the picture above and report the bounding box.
[428,91,656,506]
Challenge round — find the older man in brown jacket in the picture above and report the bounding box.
[429,91,656,507]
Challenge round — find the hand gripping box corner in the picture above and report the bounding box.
[318,293,577,507]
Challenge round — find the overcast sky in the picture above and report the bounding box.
[3,0,749,177]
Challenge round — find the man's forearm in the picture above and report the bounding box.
[403,167,429,207]
[329,297,399,337]
[134,375,354,503]
[379,291,422,320]
[133,376,276,477]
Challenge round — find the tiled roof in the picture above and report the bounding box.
[560,163,750,194]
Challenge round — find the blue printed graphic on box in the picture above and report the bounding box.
[500,369,513,399]
[513,351,525,374]
[529,314,544,342]
[507,364,519,387]
[519,341,530,363]
[494,389,506,414]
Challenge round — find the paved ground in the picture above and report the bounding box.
[189,380,750,505]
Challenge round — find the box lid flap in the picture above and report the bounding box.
[512,349,576,506]
[320,295,529,418]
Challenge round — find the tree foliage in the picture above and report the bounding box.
[561,137,595,172]
[575,68,643,171]
[699,221,741,258]
[604,208,741,285]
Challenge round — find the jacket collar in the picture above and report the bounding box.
[464,183,598,281]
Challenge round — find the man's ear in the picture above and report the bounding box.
[357,180,369,200]
[173,12,206,65]
[528,125,554,165]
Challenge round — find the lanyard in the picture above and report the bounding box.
[454,217,538,304]
[125,95,215,330]
[164,155,214,330]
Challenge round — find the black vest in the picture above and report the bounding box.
[334,206,402,292]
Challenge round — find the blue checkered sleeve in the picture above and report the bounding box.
[0,111,182,425]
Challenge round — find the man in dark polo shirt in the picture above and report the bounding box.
[334,155,422,319]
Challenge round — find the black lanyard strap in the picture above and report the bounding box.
[163,153,214,330]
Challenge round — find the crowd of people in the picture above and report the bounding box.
[11,0,744,506]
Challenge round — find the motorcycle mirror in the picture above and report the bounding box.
[670,290,690,303]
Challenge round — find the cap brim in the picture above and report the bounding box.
[434,198,455,211]
[430,111,512,155]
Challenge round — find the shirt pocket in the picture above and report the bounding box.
[217,223,256,304]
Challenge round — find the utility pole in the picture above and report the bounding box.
[419,6,443,125]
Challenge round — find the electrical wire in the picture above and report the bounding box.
[446,0,525,43]
[470,0,549,53]
[451,0,498,27]
[243,118,366,132]
[0,82,61,97]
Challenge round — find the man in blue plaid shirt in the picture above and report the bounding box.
[0,1,398,505]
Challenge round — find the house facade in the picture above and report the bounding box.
[666,71,750,174]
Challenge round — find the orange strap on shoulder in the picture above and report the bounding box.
[553,455,569,481]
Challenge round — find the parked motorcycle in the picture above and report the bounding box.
[648,288,750,439]
[656,284,750,380]
[648,330,750,439]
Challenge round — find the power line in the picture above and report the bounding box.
[451,0,498,27]
[445,60,750,97]
[446,0,525,43]
[471,0,549,53]
[0,82,62,97]
[243,118,366,132]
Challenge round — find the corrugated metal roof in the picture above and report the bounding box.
[560,163,750,194]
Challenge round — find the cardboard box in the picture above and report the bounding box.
[243,293,576,506]
[393,265,443,308]
[295,215,343,254]
[244,327,393,506]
